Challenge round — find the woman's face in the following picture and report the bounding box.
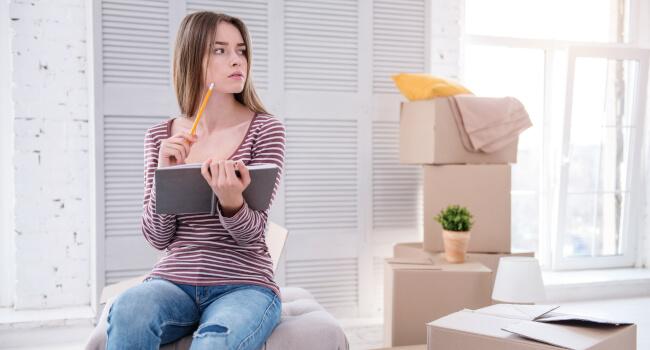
[203,21,248,93]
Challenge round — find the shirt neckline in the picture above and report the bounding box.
[165,112,259,161]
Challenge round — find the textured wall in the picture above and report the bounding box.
[429,0,463,79]
[7,0,90,309]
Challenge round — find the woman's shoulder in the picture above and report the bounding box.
[145,117,175,141]
[251,113,285,135]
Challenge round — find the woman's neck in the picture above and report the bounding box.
[196,91,246,134]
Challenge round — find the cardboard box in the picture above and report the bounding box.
[393,242,533,290]
[384,258,492,347]
[427,304,636,350]
[399,99,518,165]
[372,345,426,350]
[423,164,511,253]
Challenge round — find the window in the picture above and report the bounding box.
[556,47,649,269]
[463,0,645,269]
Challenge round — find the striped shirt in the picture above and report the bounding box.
[142,112,285,298]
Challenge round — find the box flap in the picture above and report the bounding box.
[428,309,518,338]
[386,258,490,273]
[438,262,491,273]
[502,320,630,350]
[428,309,552,348]
[475,304,560,321]
[536,312,633,326]
[386,257,435,266]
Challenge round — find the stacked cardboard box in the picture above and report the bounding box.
[383,98,533,347]
[427,304,636,349]
[383,258,492,347]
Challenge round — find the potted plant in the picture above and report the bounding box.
[434,205,474,263]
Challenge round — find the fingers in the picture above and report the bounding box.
[236,160,251,184]
[173,131,198,145]
[224,160,238,181]
[200,159,212,183]
[172,132,196,156]
[206,159,248,188]
[162,131,197,163]
[218,160,227,186]
[165,143,187,162]
[210,159,220,187]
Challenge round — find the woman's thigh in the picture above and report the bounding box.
[107,277,200,348]
[189,285,282,350]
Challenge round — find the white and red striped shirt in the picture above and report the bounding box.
[142,113,285,298]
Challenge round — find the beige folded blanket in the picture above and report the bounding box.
[448,95,532,153]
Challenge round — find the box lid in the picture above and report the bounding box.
[475,304,560,321]
[503,320,634,350]
[429,305,635,350]
[386,258,490,273]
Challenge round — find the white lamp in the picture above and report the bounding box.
[492,257,545,304]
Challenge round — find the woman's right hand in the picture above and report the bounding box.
[157,131,198,168]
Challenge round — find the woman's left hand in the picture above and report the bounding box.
[201,159,251,215]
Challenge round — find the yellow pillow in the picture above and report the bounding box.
[391,73,472,101]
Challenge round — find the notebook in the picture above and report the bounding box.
[154,163,279,215]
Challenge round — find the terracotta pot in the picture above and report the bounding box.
[442,229,471,263]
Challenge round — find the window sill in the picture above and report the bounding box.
[543,267,650,302]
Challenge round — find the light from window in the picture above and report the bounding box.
[562,57,637,257]
[463,45,545,253]
[465,0,618,43]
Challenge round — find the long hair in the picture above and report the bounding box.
[172,11,269,118]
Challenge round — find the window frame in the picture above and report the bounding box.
[463,33,646,270]
[553,46,649,270]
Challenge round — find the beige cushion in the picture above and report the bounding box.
[85,287,348,350]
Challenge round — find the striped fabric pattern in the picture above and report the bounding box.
[141,113,285,298]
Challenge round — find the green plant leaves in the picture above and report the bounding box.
[434,204,474,232]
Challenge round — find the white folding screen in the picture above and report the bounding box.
[92,0,429,317]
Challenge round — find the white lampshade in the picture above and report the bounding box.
[492,257,545,304]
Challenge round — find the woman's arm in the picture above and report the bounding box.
[215,117,286,246]
[141,127,177,250]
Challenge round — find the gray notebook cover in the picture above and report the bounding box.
[154,163,279,215]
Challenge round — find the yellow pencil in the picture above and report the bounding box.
[190,82,214,136]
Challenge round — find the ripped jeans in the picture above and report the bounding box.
[106,277,281,350]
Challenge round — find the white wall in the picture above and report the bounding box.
[1,0,17,309]
[429,0,463,80]
[5,0,90,310]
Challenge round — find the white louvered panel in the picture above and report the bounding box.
[284,0,358,92]
[102,0,170,85]
[186,0,269,90]
[286,258,358,310]
[372,120,422,229]
[285,119,358,231]
[373,0,426,93]
[104,115,167,237]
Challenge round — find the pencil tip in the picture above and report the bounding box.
[208,82,215,89]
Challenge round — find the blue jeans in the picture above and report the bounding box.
[106,277,281,350]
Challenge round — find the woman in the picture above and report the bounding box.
[106,11,285,350]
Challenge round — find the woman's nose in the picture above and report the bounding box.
[230,52,242,66]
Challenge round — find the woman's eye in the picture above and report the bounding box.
[214,48,224,54]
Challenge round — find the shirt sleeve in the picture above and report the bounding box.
[215,117,286,246]
[141,126,177,251]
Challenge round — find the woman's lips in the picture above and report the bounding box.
[228,74,244,80]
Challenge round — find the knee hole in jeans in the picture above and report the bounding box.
[195,323,230,337]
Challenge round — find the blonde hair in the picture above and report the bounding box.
[172,11,269,118]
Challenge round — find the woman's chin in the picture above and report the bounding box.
[218,82,245,94]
